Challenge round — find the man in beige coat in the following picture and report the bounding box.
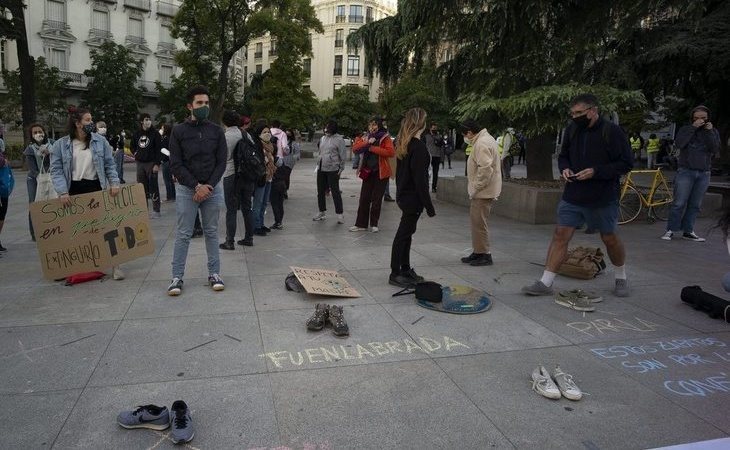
[460,119,502,266]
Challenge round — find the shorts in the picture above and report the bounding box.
[557,199,618,234]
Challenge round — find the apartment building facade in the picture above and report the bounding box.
[245,0,397,102]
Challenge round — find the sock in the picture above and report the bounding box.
[614,265,627,280]
[540,271,556,287]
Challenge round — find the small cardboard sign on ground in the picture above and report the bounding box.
[291,267,361,298]
[30,183,154,279]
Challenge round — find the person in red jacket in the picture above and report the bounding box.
[349,117,395,233]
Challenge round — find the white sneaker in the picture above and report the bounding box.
[531,365,561,399]
[312,211,326,221]
[371,226,379,233]
[349,226,368,232]
[112,266,125,280]
[151,211,161,219]
[660,230,673,240]
[336,214,344,224]
[552,366,582,400]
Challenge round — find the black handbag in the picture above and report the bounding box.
[392,281,443,303]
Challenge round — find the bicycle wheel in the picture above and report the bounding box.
[649,191,672,221]
[619,185,642,224]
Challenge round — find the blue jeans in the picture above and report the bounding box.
[171,183,224,279]
[114,150,125,183]
[252,181,271,229]
[667,168,710,233]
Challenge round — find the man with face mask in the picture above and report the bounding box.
[522,94,633,299]
[132,113,162,218]
[167,85,227,296]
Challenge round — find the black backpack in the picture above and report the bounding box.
[234,137,266,182]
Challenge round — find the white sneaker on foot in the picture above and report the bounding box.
[336,214,344,224]
[371,226,379,233]
[660,230,673,240]
[531,366,561,399]
[312,211,326,221]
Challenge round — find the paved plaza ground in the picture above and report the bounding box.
[1,159,728,449]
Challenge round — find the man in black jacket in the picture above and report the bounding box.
[132,113,162,217]
[167,86,228,296]
[522,94,633,298]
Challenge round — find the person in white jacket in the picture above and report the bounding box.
[460,119,502,266]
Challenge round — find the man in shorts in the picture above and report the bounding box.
[522,94,633,297]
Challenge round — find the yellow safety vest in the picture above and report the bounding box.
[465,144,473,156]
[630,137,642,151]
[647,138,660,153]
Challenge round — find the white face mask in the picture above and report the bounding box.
[260,132,272,142]
[159,129,164,136]
[97,127,107,136]
[464,136,471,144]
[33,132,45,142]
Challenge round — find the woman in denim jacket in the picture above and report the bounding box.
[50,107,124,279]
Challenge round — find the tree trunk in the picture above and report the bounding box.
[212,61,230,123]
[526,132,556,181]
[8,0,36,142]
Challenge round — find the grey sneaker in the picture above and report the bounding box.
[327,305,350,337]
[306,304,329,331]
[531,366,561,400]
[554,293,596,312]
[170,400,194,444]
[614,278,630,297]
[660,230,673,240]
[208,273,225,291]
[167,277,183,296]
[552,366,583,401]
[312,211,327,221]
[557,289,603,304]
[521,280,554,296]
[117,405,170,430]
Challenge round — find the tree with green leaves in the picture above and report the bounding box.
[0,57,69,136]
[81,42,144,134]
[319,85,376,139]
[0,0,37,137]
[172,0,323,121]
[379,68,451,134]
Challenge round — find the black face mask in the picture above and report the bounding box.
[572,115,591,129]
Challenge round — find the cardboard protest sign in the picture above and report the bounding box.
[291,267,361,298]
[30,183,154,279]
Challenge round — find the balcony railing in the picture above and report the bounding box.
[126,35,147,45]
[349,15,364,23]
[59,71,90,89]
[43,20,68,30]
[156,0,178,17]
[254,51,262,59]
[89,29,113,40]
[124,0,151,12]
[333,68,342,76]
[334,39,343,48]
[335,15,346,23]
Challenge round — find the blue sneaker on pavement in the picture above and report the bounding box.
[170,400,194,444]
[117,405,170,430]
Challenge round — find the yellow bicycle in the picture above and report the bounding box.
[618,169,673,224]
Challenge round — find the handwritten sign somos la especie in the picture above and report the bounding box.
[30,183,154,279]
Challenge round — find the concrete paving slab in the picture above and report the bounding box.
[330,245,433,271]
[89,314,266,386]
[244,247,345,276]
[145,252,248,281]
[124,277,255,319]
[0,281,137,327]
[257,305,434,372]
[242,232,323,251]
[581,331,730,433]
[269,360,514,449]
[0,322,117,393]
[250,272,377,311]
[383,301,571,356]
[494,292,697,345]
[0,390,81,449]
[54,375,279,449]
[348,266,474,304]
[436,347,726,449]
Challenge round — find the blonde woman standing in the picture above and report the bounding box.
[389,108,435,288]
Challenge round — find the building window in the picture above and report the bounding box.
[334,29,343,48]
[269,39,277,56]
[0,40,6,72]
[159,64,173,84]
[254,42,262,59]
[255,64,262,75]
[128,17,144,41]
[336,5,346,23]
[347,55,359,76]
[91,8,110,33]
[244,66,248,81]
[45,0,66,27]
[333,55,343,76]
[49,48,68,70]
[366,6,374,23]
[333,83,342,96]
[160,24,173,43]
[303,58,311,77]
[349,5,363,23]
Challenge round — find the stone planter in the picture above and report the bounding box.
[493,181,562,224]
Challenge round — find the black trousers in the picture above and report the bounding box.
[316,170,343,214]
[136,161,160,212]
[222,174,238,242]
[234,177,255,240]
[69,178,102,195]
[430,157,441,190]
[355,174,388,228]
[270,180,286,224]
[390,200,423,274]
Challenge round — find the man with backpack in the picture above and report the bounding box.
[522,94,633,298]
[233,115,265,246]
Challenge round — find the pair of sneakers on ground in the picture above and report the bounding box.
[167,274,224,296]
[306,304,349,337]
[531,365,582,401]
[661,230,706,242]
[553,289,603,312]
[117,400,194,444]
[313,211,345,223]
[388,267,425,288]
